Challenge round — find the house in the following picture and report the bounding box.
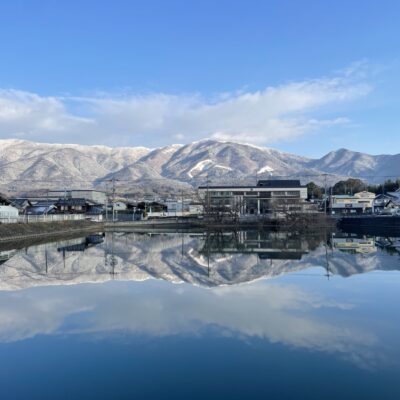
[137,201,167,213]
[329,191,375,215]
[26,201,57,215]
[353,191,375,210]
[47,189,107,205]
[198,180,308,216]
[55,198,101,214]
[9,198,33,214]
[0,193,19,223]
[373,192,400,214]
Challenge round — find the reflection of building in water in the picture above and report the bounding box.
[57,234,104,253]
[375,237,400,255]
[1,230,400,290]
[330,233,376,254]
[0,249,18,265]
[201,230,311,260]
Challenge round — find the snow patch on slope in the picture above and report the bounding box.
[257,165,274,174]
[187,160,233,178]
[214,164,233,171]
[187,159,213,178]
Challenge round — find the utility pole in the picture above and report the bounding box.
[105,181,109,222]
[323,174,328,214]
[181,189,184,218]
[45,188,49,221]
[206,172,210,218]
[112,177,116,222]
[107,177,118,222]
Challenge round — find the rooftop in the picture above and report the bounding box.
[257,179,301,188]
[48,189,106,193]
[198,179,305,190]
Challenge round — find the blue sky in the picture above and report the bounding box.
[0,0,399,157]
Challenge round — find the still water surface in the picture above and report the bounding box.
[0,229,400,399]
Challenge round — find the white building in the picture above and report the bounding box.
[329,191,376,215]
[198,180,308,215]
[0,205,19,223]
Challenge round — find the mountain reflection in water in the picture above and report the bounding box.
[0,230,399,289]
[0,229,400,400]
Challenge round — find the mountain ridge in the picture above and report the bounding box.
[0,138,399,194]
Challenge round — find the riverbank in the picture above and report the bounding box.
[105,213,335,231]
[0,220,103,243]
[0,213,335,242]
[339,215,400,229]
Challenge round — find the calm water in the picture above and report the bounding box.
[0,229,400,399]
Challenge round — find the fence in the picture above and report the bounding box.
[17,214,86,223]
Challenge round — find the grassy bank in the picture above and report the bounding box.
[0,220,104,243]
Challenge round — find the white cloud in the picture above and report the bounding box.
[0,89,93,139]
[0,67,371,146]
[0,280,388,370]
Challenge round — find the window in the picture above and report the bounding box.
[259,191,271,198]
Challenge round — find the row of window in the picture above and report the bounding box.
[209,190,301,197]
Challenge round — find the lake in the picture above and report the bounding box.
[0,228,399,399]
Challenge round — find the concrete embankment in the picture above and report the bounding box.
[0,213,336,243]
[105,213,335,231]
[0,220,104,243]
[104,218,204,230]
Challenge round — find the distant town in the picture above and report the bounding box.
[1,177,400,225]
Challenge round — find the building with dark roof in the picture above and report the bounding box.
[55,198,102,214]
[198,180,308,215]
[47,190,106,205]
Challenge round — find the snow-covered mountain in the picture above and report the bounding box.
[307,148,400,179]
[0,139,398,194]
